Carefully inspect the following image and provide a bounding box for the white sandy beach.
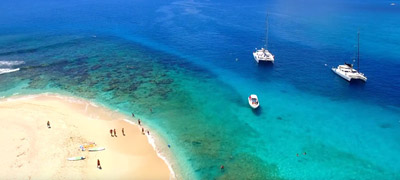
[0,94,172,179]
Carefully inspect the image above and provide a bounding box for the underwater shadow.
[254,62,274,81]
[257,61,274,69]
[251,106,262,116]
[349,80,366,90]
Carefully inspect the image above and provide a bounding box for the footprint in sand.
[16,152,26,158]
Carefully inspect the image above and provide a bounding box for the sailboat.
[253,13,274,63]
[332,31,367,82]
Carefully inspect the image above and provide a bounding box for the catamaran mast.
[265,13,269,50]
[357,31,360,72]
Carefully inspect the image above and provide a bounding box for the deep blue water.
[1,0,400,179]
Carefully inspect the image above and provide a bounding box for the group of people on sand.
[99,112,151,170]
[133,114,150,136]
[137,118,150,135]
[109,128,125,137]
[108,113,153,138]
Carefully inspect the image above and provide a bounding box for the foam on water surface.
[0,68,19,75]
[0,60,24,67]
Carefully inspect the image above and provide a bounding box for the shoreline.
[0,93,176,179]
[120,118,177,179]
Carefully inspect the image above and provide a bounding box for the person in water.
[122,128,125,136]
[147,130,150,135]
[220,165,224,170]
[47,121,51,128]
[132,113,135,117]
[138,119,141,126]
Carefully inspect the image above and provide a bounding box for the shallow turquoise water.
[1,0,400,179]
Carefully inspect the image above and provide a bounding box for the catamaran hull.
[253,50,274,64]
[253,54,274,63]
[332,68,351,81]
[332,68,367,82]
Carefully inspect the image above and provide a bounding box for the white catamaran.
[253,13,274,63]
[332,31,367,82]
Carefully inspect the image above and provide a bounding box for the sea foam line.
[122,118,176,180]
[0,93,37,103]
[0,68,20,75]
[0,60,25,67]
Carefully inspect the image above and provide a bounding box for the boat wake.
[0,60,24,75]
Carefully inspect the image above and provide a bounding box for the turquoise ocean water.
[1,0,400,179]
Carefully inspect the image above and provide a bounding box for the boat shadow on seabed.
[257,61,274,68]
[251,106,263,116]
[349,79,366,89]
[255,61,274,79]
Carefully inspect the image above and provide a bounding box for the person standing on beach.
[97,159,101,169]
[142,128,144,134]
[110,129,113,137]
[147,130,150,135]
[113,128,117,137]
[138,119,141,126]
[47,121,51,128]
[122,128,125,136]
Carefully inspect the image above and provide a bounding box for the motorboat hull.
[248,101,259,109]
[248,95,260,109]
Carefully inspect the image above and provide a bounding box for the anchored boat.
[248,94,260,109]
[253,13,274,63]
[332,31,367,82]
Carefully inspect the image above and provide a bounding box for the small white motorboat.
[248,94,260,109]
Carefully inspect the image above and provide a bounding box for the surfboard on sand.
[79,142,96,151]
[67,156,85,161]
[88,147,105,152]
